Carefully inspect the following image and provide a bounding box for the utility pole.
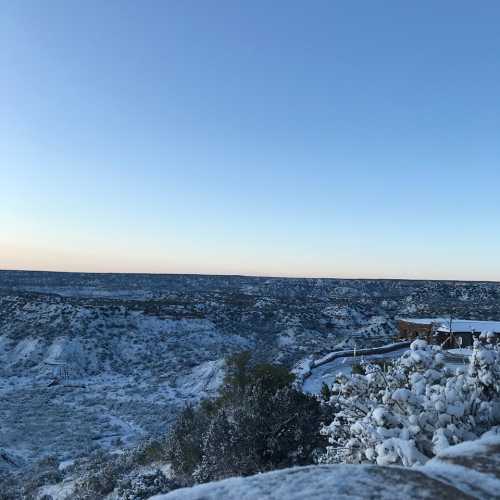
[448,314,454,348]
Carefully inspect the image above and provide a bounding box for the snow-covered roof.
[399,317,500,333]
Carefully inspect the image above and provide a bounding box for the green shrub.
[167,404,208,480]
[320,382,332,401]
[116,469,178,499]
[133,438,167,466]
[351,363,366,375]
[167,352,329,484]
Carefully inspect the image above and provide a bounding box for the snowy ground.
[303,349,406,394]
[151,433,500,500]
[2,271,500,470]
[302,345,474,395]
[0,307,235,467]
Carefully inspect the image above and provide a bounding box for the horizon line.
[1,268,499,284]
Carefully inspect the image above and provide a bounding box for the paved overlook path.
[300,341,412,394]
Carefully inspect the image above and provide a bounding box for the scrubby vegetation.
[0,440,178,500]
[3,340,500,498]
[4,272,500,471]
[3,269,500,499]
[0,353,330,498]
[319,339,500,466]
[166,352,330,484]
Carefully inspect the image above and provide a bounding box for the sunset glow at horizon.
[2,1,500,281]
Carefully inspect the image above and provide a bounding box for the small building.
[397,318,500,348]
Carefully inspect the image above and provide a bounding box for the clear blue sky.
[2,1,499,279]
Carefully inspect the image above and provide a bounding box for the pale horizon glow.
[2,1,500,281]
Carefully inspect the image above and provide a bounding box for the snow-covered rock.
[150,433,500,499]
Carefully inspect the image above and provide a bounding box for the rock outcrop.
[151,434,500,500]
